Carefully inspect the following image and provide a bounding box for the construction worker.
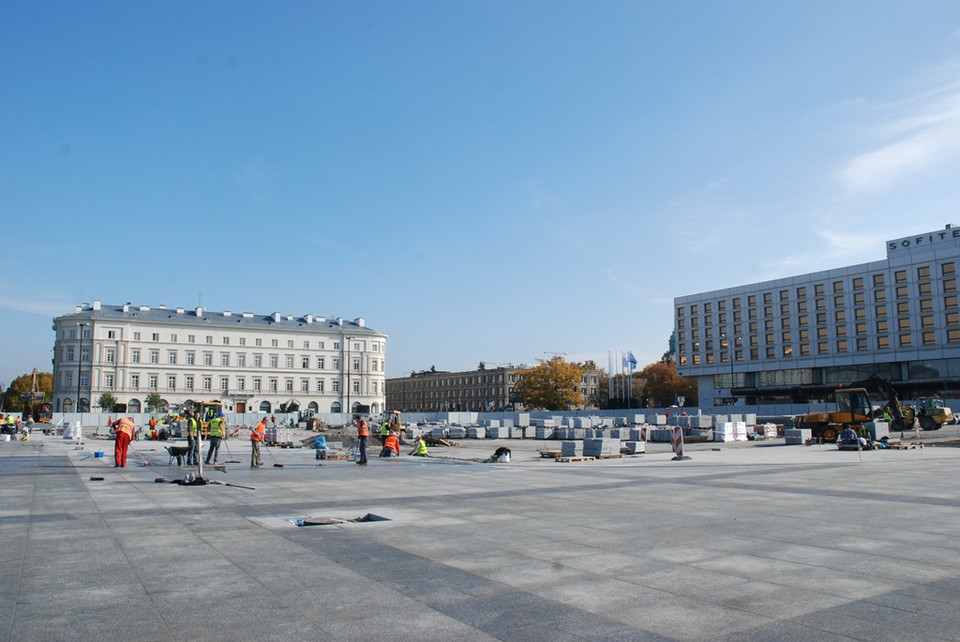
[250,418,266,468]
[379,431,400,457]
[186,411,200,465]
[355,415,369,465]
[378,419,390,446]
[111,417,136,467]
[205,413,226,465]
[147,415,157,440]
[409,435,428,457]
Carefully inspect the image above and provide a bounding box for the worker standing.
[111,417,135,468]
[250,418,266,468]
[378,419,390,446]
[355,415,369,465]
[186,412,200,465]
[205,413,226,465]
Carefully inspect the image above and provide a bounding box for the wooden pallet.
[539,450,561,459]
[324,452,351,460]
[598,454,623,459]
[556,456,596,462]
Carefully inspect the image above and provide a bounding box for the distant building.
[386,364,602,412]
[51,301,387,415]
[675,225,960,407]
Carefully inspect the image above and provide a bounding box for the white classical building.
[675,225,960,408]
[51,301,388,416]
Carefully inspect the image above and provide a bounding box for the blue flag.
[627,351,637,369]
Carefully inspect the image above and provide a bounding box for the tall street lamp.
[345,336,355,415]
[76,322,88,420]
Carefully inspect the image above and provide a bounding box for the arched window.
[330,401,341,414]
[78,398,89,412]
[307,401,319,414]
[259,401,272,413]
[127,399,142,413]
[370,402,380,414]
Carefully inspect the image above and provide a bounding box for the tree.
[2,371,53,413]
[513,357,585,410]
[639,361,696,407]
[97,392,118,413]
[146,392,164,413]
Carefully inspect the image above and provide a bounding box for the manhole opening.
[295,513,390,527]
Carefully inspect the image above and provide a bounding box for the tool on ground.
[129,443,150,467]
[263,442,284,468]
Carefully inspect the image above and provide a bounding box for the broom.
[223,437,240,464]
[128,442,150,467]
[263,442,284,468]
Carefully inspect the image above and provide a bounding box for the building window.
[203,377,212,391]
[287,340,294,348]
[168,352,177,364]
[150,351,159,364]
[317,357,325,369]
[106,330,116,339]
[946,312,960,326]
[833,281,844,293]
[317,380,324,393]
[303,341,310,349]
[133,332,141,341]
[353,380,360,394]
[856,338,868,351]
[899,318,911,331]
[168,376,176,389]
[237,378,245,391]
[922,332,936,346]
[104,374,114,389]
[271,339,278,347]
[204,354,213,366]
[105,348,115,363]
[917,266,931,280]
[130,374,139,389]
[221,377,229,391]
[853,292,865,305]
[780,303,790,315]
[149,375,159,389]
[353,358,360,371]
[799,344,810,355]
[170,334,177,342]
[897,302,910,315]
[255,338,262,347]
[129,349,139,363]
[814,284,825,296]
[856,323,867,335]
[836,325,847,337]
[900,334,912,347]
[944,279,957,292]
[152,333,160,341]
[221,354,229,366]
[285,356,294,368]
[920,299,934,312]
[185,376,193,391]
[285,379,293,392]
[919,282,933,296]
[852,277,864,290]
[873,274,885,287]
[333,358,340,370]
[878,336,889,349]
[946,295,959,309]
[836,340,847,352]
[302,357,310,369]
[206,336,213,344]
[834,295,845,308]
[818,342,828,354]
[238,354,246,367]
[921,315,935,328]
[270,356,278,368]
[269,379,278,392]
[835,310,846,323]
[239,337,246,346]
[876,305,888,317]
[188,335,195,343]
[186,352,195,365]
[332,380,340,393]
[253,378,261,391]
[301,379,309,393]
[947,329,960,343]
[254,356,262,367]
[894,270,907,283]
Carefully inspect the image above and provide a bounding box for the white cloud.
[839,81,960,194]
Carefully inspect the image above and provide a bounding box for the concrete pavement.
[2,430,960,641]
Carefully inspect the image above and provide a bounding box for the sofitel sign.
[887,227,960,254]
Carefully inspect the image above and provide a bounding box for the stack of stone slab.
[510,426,524,439]
[536,426,557,440]
[650,414,668,425]
[628,414,645,425]
[583,438,619,457]
[486,426,508,439]
[623,441,645,454]
[714,422,748,442]
[447,426,467,439]
[429,426,448,439]
[648,427,673,442]
[467,427,486,439]
[784,428,810,445]
[561,441,582,457]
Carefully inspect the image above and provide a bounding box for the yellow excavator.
[795,375,918,442]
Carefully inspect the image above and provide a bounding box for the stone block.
[784,428,810,445]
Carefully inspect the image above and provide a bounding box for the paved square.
[2,433,960,641]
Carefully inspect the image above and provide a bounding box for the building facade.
[51,301,388,416]
[386,364,602,412]
[675,225,960,407]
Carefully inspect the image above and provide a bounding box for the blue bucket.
[94,451,104,458]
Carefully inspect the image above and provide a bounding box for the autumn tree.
[2,371,53,413]
[513,357,585,410]
[639,361,696,407]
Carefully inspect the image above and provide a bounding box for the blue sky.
[3,1,960,386]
